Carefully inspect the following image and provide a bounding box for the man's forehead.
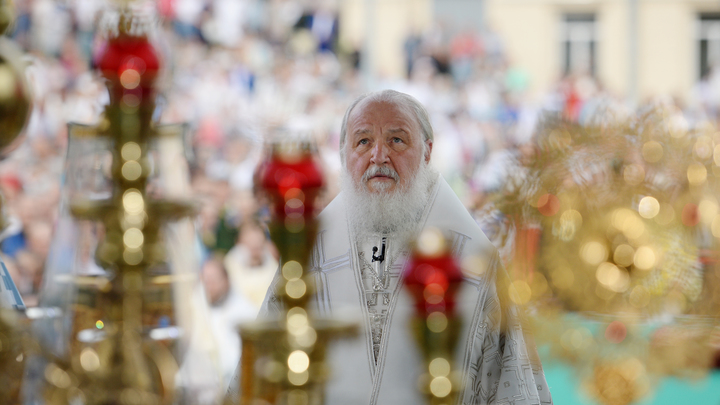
[348,99,418,130]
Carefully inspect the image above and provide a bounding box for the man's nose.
[370,142,389,164]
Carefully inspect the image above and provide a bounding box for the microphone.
[372,237,387,263]
[372,237,387,281]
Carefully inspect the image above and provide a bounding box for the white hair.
[339,90,434,164]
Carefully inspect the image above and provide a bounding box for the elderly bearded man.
[228,90,552,404]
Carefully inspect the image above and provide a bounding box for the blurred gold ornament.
[623,164,645,186]
[642,141,663,163]
[0,36,31,156]
[0,309,26,405]
[698,197,718,224]
[587,358,649,405]
[637,197,659,219]
[693,135,714,160]
[687,163,707,185]
[488,110,720,405]
[0,0,14,36]
[541,203,701,314]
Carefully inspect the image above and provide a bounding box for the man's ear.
[424,140,433,163]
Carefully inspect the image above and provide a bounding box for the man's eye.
[392,137,403,143]
[359,139,369,145]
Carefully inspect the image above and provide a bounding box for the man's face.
[202,260,229,305]
[344,99,432,193]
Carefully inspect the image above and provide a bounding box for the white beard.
[341,162,438,241]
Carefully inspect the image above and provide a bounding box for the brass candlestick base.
[405,228,466,405]
[238,317,358,405]
[33,3,215,404]
[42,325,178,405]
[234,140,359,405]
[411,315,462,405]
[0,309,27,405]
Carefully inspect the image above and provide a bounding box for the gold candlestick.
[38,4,200,404]
[235,141,357,405]
[404,228,464,405]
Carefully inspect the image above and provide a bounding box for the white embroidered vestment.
[228,176,552,405]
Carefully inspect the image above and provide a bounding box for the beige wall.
[598,1,628,98]
[486,0,720,103]
[338,0,720,101]
[638,1,694,100]
[339,0,432,79]
[485,2,558,102]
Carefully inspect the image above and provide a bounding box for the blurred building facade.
[339,0,432,79]
[486,0,720,104]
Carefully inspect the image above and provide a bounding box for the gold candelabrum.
[404,229,465,405]
[38,6,194,404]
[235,142,358,405]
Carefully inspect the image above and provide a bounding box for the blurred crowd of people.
[2,0,720,389]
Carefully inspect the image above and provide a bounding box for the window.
[698,14,720,79]
[561,14,597,77]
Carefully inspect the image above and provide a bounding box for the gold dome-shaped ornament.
[0,35,31,156]
[0,0,31,162]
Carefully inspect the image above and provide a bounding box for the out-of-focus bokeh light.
[558,209,582,240]
[428,358,451,378]
[426,312,448,333]
[623,164,645,185]
[581,241,608,265]
[638,196,660,219]
[611,208,645,240]
[538,194,560,216]
[287,350,310,374]
[698,198,719,224]
[604,321,627,344]
[613,244,635,267]
[429,376,452,398]
[416,228,447,257]
[633,246,656,270]
[694,136,713,160]
[687,162,707,185]
[642,141,664,162]
[681,203,699,226]
[596,262,630,293]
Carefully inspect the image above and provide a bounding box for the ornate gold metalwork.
[37,3,194,404]
[490,110,720,404]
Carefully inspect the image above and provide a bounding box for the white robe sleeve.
[460,255,552,405]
